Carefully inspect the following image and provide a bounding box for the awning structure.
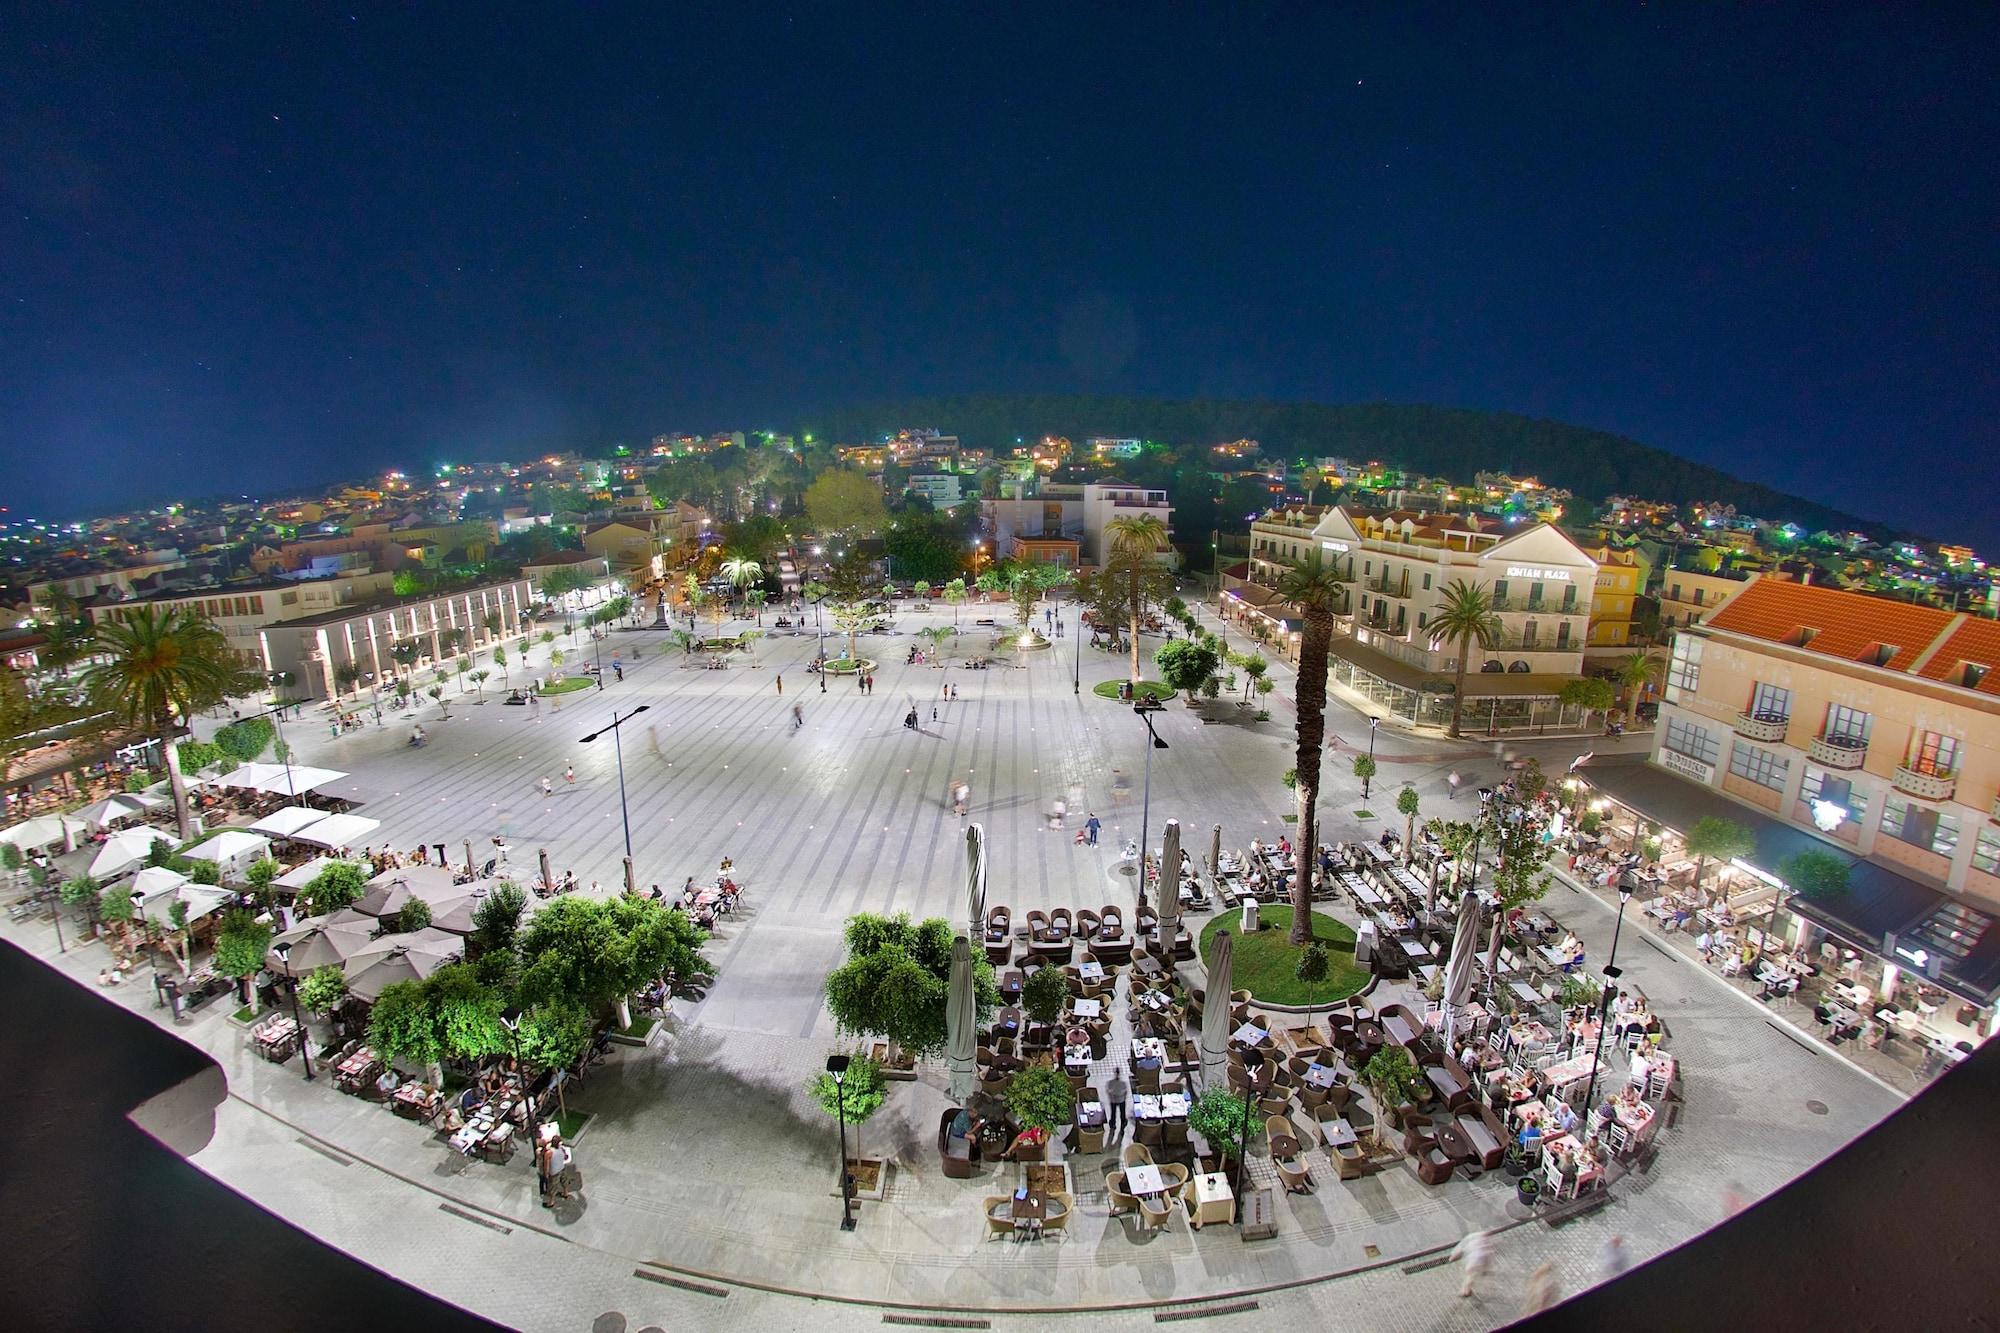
[290,813,380,850]
[1578,756,1998,1005]
[250,806,330,839]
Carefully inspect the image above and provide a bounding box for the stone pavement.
[2,602,1905,1330]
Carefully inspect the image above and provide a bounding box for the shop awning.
[1577,756,1998,1005]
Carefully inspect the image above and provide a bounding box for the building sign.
[1322,540,1350,554]
[1659,749,1716,785]
[1882,933,1943,979]
[1504,565,1573,581]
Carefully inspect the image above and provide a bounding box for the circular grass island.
[820,657,877,675]
[1091,679,1174,702]
[1198,907,1369,1008]
[538,676,597,696]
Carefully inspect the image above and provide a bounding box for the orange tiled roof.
[1703,579,1958,677]
[1915,617,2000,696]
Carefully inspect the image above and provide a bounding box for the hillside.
[801,394,1889,538]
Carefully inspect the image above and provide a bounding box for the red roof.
[1704,579,2000,691]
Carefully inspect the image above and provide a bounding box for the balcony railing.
[1893,764,1958,802]
[1807,734,1868,770]
[1734,710,1791,743]
[1367,580,1410,598]
[1492,596,1585,615]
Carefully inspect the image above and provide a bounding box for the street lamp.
[499,1006,542,1167]
[1073,608,1082,694]
[579,705,650,860]
[1233,1047,1262,1219]
[1362,716,1380,806]
[826,1053,856,1230]
[1582,873,1638,1111]
[270,942,315,1081]
[1133,699,1169,913]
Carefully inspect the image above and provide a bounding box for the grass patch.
[1091,679,1174,702]
[1198,907,1368,1008]
[553,1109,593,1139]
[539,676,597,695]
[821,657,873,675]
[231,1005,257,1024]
[618,1013,656,1038]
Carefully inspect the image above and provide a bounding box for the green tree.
[1021,963,1069,1027]
[245,856,280,901]
[604,893,712,1026]
[516,895,631,1016]
[78,605,254,839]
[1779,849,1849,899]
[1685,815,1756,897]
[517,999,595,1072]
[1154,638,1221,702]
[1295,944,1331,1029]
[1187,1087,1251,1164]
[1426,580,1502,739]
[808,1054,889,1160]
[1351,754,1378,804]
[1485,814,1555,968]
[1273,550,1352,943]
[1237,651,1268,703]
[426,962,508,1062]
[942,577,968,624]
[187,858,221,886]
[470,882,528,956]
[298,965,349,1014]
[297,860,369,917]
[823,912,998,1058]
[804,469,888,544]
[1615,650,1662,710]
[491,645,509,688]
[1362,1045,1426,1149]
[1107,514,1170,682]
[213,908,273,1003]
[1560,676,1616,728]
[468,669,490,698]
[367,979,448,1075]
[395,898,434,933]
[1004,1059,1074,1136]
[1395,786,1422,862]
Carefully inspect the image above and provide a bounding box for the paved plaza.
[4,602,1911,1330]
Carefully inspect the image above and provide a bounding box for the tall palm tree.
[720,555,763,614]
[1107,514,1169,683]
[79,606,252,839]
[1427,580,1502,739]
[1274,551,1352,944]
[1615,649,1661,711]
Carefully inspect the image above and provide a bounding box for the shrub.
[1188,1087,1251,1156]
[1021,964,1069,1026]
[187,859,221,886]
[395,899,433,933]
[213,909,272,980]
[297,965,348,1013]
[214,717,275,763]
[59,873,99,906]
[297,860,368,917]
[1004,1058,1074,1133]
[808,1054,889,1157]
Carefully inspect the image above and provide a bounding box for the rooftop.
[1702,578,2000,694]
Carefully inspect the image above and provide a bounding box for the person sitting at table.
[1001,1124,1048,1161]
[1276,834,1292,857]
[1518,1120,1543,1153]
[947,1106,982,1156]
[374,1067,401,1097]
[1553,1100,1580,1135]
[1591,1099,1618,1142]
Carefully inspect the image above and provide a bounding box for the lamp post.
[579,705,650,860]
[1133,699,1169,913]
[1582,874,1637,1111]
[592,613,604,689]
[499,1006,542,1171]
[270,942,315,1081]
[1362,716,1380,806]
[1233,1048,1262,1220]
[826,1053,856,1230]
[1073,608,1082,694]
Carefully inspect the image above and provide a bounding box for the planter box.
[868,1041,919,1081]
[608,1018,661,1047]
[832,1157,892,1202]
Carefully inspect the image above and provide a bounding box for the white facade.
[908,473,963,508]
[982,479,1174,569]
[259,579,532,702]
[1310,507,1599,677]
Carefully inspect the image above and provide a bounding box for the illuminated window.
[1908,731,1961,778]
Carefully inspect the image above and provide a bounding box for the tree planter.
[867,1040,919,1081]
[1516,1175,1542,1208]
[833,1157,891,1202]
[1503,1147,1530,1178]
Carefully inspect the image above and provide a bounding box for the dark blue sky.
[4,7,1996,545]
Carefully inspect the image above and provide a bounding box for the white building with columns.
[258,578,533,703]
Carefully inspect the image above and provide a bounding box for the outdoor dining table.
[995,1006,1022,1034]
[1000,972,1024,1001]
[1188,1172,1234,1228]
[334,1046,381,1091]
[253,1016,300,1062]
[1508,980,1544,1005]
[392,1083,443,1122]
[1830,980,1872,1008]
[1414,962,1441,986]
[1398,936,1433,960]
[1133,954,1164,979]
[1539,1051,1602,1091]
[1230,1022,1270,1047]
[1131,1036,1168,1068]
[1078,960,1105,983]
[1071,997,1102,1019]
[1351,1019,1385,1048]
[1303,1062,1340,1091]
[1434,1120,1475,1162]
[1350,881,1385,907]
[1125,1164,1166,1196]
[1322,1117,1357,1148]
[1131,1092,1189,1120]
[1063,1042,1091,1074]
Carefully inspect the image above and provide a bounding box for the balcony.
[1367,580,1411,599]
[1492,596,1585,615]
[1807,734,1868,770]
[1892,764,1958,802]
[1734,710,1790,743]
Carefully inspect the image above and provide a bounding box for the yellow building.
[1582,543,1646,652]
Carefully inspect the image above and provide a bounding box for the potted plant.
[823,913,999,1080]
[809,1054,891,1199]
[1188,1087,1251,1174]
[1503,1143,1530,1178]
[1021,964,1068,1031]
[1516,1172,1542,1208]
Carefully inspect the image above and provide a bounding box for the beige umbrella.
[266,915,377,975]
[89,827,174,881]
[1199,929,1235,1092]
[1158,819,1182,947]
[945,934,977,1104]
[356,864,459,917]
[964,822,987,941]
[1210,823,1222,888]
[344,928,463,1001]
[1443,890,1484,1044]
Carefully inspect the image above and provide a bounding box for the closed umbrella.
[1442,890,1483,1044]
[1157,819,1181,947]
[1210,823,1222,889]
[964,822,987,942]
[1199,928,1234,1092]
[539,848,553,896]
[945,934,977,1104]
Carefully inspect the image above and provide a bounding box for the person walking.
[1105,1069,1129,1141]
[1453,1227,1496,1299]
[1052,796,1067,829]
[1084,813,1101,846]
[612,661,623,682]
[563,764,575,785]
[1599,1234,1631,1282]
[792,703,804,731]
[775,674,783,695]
[539,776,554,798]
[930,704,939,722]
[954,782,970,816]
[1448,771,1461,799]
[1521,1261,1559,1315]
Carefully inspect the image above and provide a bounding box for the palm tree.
[721,556,763,615]
[943,577,968,624]
[1615,649,1661,712]
[1427,580,1502,739]
[78,606,251,839]
[1273,551,1352,945]
[1107,514,1169,683]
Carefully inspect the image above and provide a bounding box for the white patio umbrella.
[259,765,346,795]
[0,814,86,853]
[126,865,192,912]
[945,934,977,1104]
[89,827,176,881]
[249,805,330,839]
[1442,890,1484,1045]
[134,882,233,925]
[1199,928,1235,1092]
[1158,819,1182,945]
[290,812,380,850]
[181,830,272,869]
[71,792,166,830]
[214,762,293,791]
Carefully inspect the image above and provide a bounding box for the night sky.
[4,7,1996,545]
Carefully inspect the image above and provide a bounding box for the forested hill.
[801,394,1885,537]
